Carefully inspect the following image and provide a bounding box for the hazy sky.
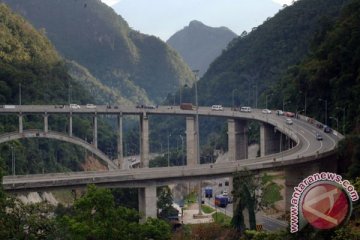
[101,0,295,41]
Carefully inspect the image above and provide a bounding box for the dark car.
[323,126,332,133]
[316,133,323,141]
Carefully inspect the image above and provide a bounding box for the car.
[285,112,295,117]
[54,105,64,108]
[211,105,223,111]
[222,190,228,196]
[276,110,284,115]
[262,109,272,114]
[286,118,293,125]
[86,104,96,109]
[69,104,80,109]
[240,106,252,112]
[316,132,323,140]
[144,105,156,109]
[324,126,332,133]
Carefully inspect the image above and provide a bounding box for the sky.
[101,0,295,41]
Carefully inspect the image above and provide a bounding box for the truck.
[204,187,213,198]
[180,103,193,110]
[215,195,228,208]
[1,105,16,109]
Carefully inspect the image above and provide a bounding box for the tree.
[231,170,283,230]
[157,186,178,219]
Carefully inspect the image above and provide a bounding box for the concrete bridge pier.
[18,113,23,133]
[284,156,338,211]
[140,114,149,168]
[138,185,157,222]
[260,123,281,157]
[69,113,73,137]
[93,114,98,148]
[228,119,248,161]
[117,114,123,169]
[186,116,198,166]
[44,113,48,133]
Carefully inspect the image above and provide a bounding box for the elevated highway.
[1,105,342,190]
[1,105,343,219]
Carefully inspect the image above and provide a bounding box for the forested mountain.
[167,20,237,77]
[0,3,116,174]
[2,0,194,103]
[275,0,360,134]
[197,0,350,107]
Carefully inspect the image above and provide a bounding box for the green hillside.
[276,0,360,133]
[2,0,195,103]
[197,0,350,107]
[0,3,116,174]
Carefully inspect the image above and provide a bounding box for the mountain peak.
[167,21,237,77]
[189,20,205,28]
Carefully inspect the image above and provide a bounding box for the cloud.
[101,0,122,6]
[272,0,295,5]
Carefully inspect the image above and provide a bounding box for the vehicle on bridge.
[316,132,323,140]
[286,118,293,125]
[1,105,16,109]
[86,104,96,109]
[70,104,80,109]
[262,109,272,114]
[276,110,284,115]
[211,105,223,111]
[284,111,295,117]
[324,125,332,133]
[180,103,193,110]
[240,106,252,112]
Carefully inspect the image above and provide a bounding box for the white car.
[69,104,81,109]
[211,105,223,111]
[86,104,96,109]
[262,109,272,114]
[276,110,284,115]
[286,118,293,125]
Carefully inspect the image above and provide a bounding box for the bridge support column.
[18,114,23,133]
[117,114,123,169]
[284,162,320,211]
[140,114,149,168]
[44,114,48,133]
[260,123,281,157]
[186,116,198,166]
[93,114,98,148]
[228,119,248,161]
[138,185,157,222]
[69,113,73,137]
[284,156,338,211]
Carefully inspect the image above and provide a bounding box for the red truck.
[180,103,193,110]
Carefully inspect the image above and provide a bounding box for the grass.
[184,192,197,204]
[201,204,215,214]
[212,211,232,225]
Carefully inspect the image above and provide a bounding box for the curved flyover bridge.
[1,105,344,219]
[0,130,117,169]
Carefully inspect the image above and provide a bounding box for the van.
[240,106,252,112]
[211,105,223,111]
